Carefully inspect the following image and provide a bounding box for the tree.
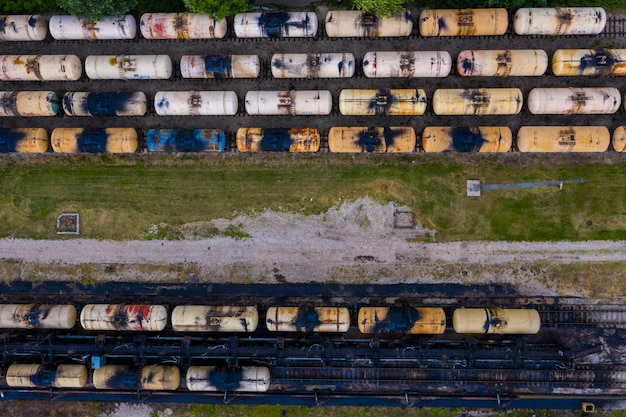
[183,0,252,21]
[351,0,404,18]
[56,0,138,22]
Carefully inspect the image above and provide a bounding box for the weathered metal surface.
[186,366,270,392]
[419,8,508,36]
[362,51,451,78]
[0,304,76,329]
[0,15,47,41]
[358,306,446,334]
[324,10,412,37]
[234,12,317,38]
[422,126,512,152]
[49,15,136,40]
[433,88,523,115]
[328,126,416,153]
[154,91,237,116]
[452,308,541,334]
[514,7,606,35]
[271,53,354,78]
[140,13,226,39]
[236,127,320,152]
[266,307,350,332]
[171,305,258,332]
[146,129,226,152]
[180,55,260,79]
[51,128,138,153]
[5,364,86,388]
[0,91,59,116]
[79,304,167,331]
[245,90,331,115]
[63,92,146,116]
[141,365,181,391]
[85,55,172,80]
[612,126,626,152]
[551,49,626,76]
[93,365,137,390]
[339,89,426,116]
[0,127,48,153]
[517,126,610,152]
[0,55,81,81]
[528,87,621,114]
[457,49,548,77]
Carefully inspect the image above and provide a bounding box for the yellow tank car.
[236,127,320,152]
[358,306,446,334]
[433,88,522,115]
[612,126,626,152]
[339,89,426,116]
[171,305,258,332]
[453,308,541,334]
[141,365,181,391]
[51,128,138,153]
[517,126,610,152]
[328,126,416,153]
[551,49,626,76]
[419,8,508,37]
[266,306,350,332]
[0,128,48,153]
[422,126,512,152]
[457,49,548,77]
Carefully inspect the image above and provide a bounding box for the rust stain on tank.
[398,53,415,77]
[555,8,574,34]
[172,14,188,39]
[568,91,590,113]
[109,57,118,66]
[455,10,475,36]
[495,50,512,76]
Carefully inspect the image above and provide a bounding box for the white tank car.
[452,308,541,334]
[514,7,606,35]
[0,55,82,81]
[0,304,76,329]
[186,366,270,392]
[271,53,355,78]
[234,12,317,38]
[180,55,260,79]
[154,91,238,116]
[528,87,621,114]
[49,15,136,40]
[245,90,332,115]
[457,49,548,77]
[85,55,172,80]
[339,89,427,116]
[80,304,167,331]
[324,10,413,37]
[140,13,226,39]
[0,15,47,41]
[362,51,451,78]
[62,92,147,116]
[171,306,258,332]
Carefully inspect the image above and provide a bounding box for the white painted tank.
[0,55,82,81]
[339,89,426,116]
[612,126,626,152]
[271,53,355,78]
[528,87,621,114]
[85,55,172,80]
[457,49,548,77]
[324,10,413,37]
[180,55,260,79]
[171,306,258,332]
[62,92,147,116]
[517,126,610,152]
[0,15,47,41]
[234,12,317,38]
[186,366,270,392]
[433,88,523,115]
[362,51,451,78]
[154,91,238,116]
[0,91,59,116]
[452,308,541,334]
[245,90,332,115]
[80,304,167,331]
[0,304,76,329]
[514,7,606,35]
[140,13,226,39]
[49,15,136,40]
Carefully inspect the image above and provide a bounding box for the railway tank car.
[245,90,332,116]
[6,364,87,388]
[271,53,354,78]
[433,88,523,115]
[452,308,541,334]
[514,7,606,35]
[80,304,167,331]
[0,55,81,81]
[266,307,350,332]
[49,15,136,40]
[612,126,626,152]
[0,128,48,153]
[140,13,226,39]
[146,129,226,152]
[517,126,610,152]
[236,127,320,152]
[324,10,413,37]
[93,365,180,390]
[328,126,416,153]
[0,304,76,329]
[0,15,47,41]
[362,51,451,78]
[419,8,508,37]
[234,12,317,38]
[358,307,446,334]
[528,87,621,115]
[421,126,512,152]
[180,55,260,79]
[186,366,270,392]
[85,55,172,80]
[551,49,626,76]
[51,128,138,154]
[154,91,237,116]
[457,49,548,77]
[339,89,426,116]
[62,92,147,116]
[171,306,258,332]
[0,91,59,116]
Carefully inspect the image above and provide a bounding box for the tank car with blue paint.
[234,12,317,38]
[186,366,270,392]
[63,92,147,116]
[85,55,172,80]
[324,10,413,37]
[0,91,59,116]
[0,304,76,329]
[422,126,512,152]
[433,88,523,115]
[180,55,260,79]
[514,7,606,35]
[80,304,167,331]
[328,126,416,153]
[457,49,548,77]
[552,49,626,76]
[0,128,48,153]
[0,55,82,81]
[140,13,226,39]
[245,90,332,115]
[419,8,508,37]
[49,15,136,40]
[271,53,354,78]
[146,129,226,152]
[339,89,426,116]
[358,306,446,334]
[93,365,180,390]
[517,126,610,152]
[171,305,258,332]
[362,51,451,78]
[6,364,87,388]
[266,306,350,332]
[452,308,541,334]
[51,128,138,153]
[0,15,47,41]
[528,87,621,115]
[236,127,320,152]
[154,91,237,116]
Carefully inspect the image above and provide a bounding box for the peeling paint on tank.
[204,56,232,78]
